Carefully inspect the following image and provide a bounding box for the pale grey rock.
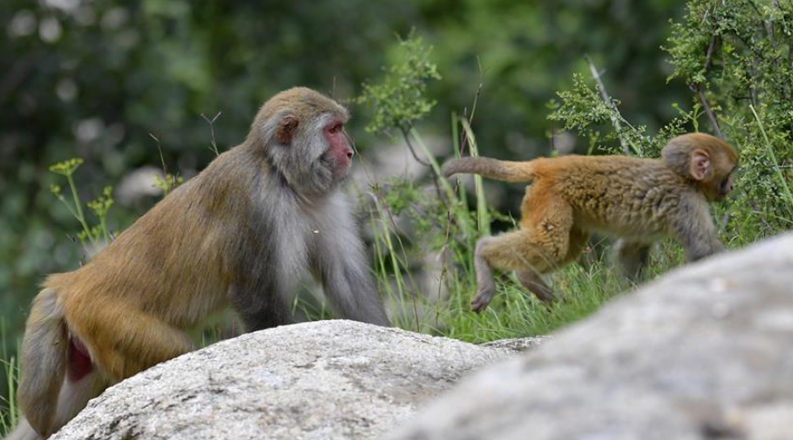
[51,320,523,440]
[388,233,793,440]
[480,336,547,352]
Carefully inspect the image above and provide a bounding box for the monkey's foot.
[532,287,558,303]
[471,289,495,313]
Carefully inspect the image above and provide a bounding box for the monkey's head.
[661,133,739,202]
[250,87,354,195]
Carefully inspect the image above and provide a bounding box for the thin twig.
[585,55,629,154]
[458,58,485,156]
[458,107,469,155]
[703,34,718,70]
[149,133,169,176]
[690,35,723,138]
[729,31,765,108]
[200,111,222,157]
[693,85,723,138]
[399,125,431,167]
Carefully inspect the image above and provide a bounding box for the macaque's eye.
[327,123,342,134]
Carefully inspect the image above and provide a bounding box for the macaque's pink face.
[324,120,353,177]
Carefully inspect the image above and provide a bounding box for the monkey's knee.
[475,234,537,272]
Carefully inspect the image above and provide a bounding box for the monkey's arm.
[670,195,726,261]
[614,239,652,281]
[229,276,293,331]
[312,201,390,326]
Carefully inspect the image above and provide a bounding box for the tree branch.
[691,35,723,138]
[399,125,431,167]
[585,55,629,155]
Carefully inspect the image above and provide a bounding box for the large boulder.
[51,320,535,440]
[389,233,793,440]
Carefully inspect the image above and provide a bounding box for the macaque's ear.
[689,150,711,181]
[275,115,299,144]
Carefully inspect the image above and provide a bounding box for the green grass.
[0,324,19,438]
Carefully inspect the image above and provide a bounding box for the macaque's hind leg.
[514,228,589,303]
[472,197,577,310]
[70,306,194,381]
[52,371,106,434]
[515,270,555,302]
[4,418,42,440]
[473,230,558,311]
[472,227,570,311]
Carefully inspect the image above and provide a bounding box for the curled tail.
[16,288,68,437]
[441,157,536,183]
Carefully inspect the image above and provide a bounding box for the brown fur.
[443,133,738,311]
[12,87,389,439]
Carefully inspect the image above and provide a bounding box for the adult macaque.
[442,133,738,312]
[9,87,389,440]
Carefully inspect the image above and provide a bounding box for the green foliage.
[0,324,18,437]
[666,0,793,232]
[152,174,184,197]
[86,186,115,245]
[356,32,442,137]
[48,158,84,177]
[549,74,651,156]
[548,73,697,159]
[549,74,614,135]
[149,133,185,197]
[49,159,115,253]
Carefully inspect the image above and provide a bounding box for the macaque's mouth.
[334,162,352,178]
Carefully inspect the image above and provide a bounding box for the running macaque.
[9,87,389,440]
[442,133,738,312]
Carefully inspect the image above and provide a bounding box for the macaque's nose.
[346,149,354,159]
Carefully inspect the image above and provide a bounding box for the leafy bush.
[668,0,793,233]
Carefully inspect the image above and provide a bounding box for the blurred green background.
[0,0,687,341]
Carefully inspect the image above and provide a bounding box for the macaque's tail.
[15,288,68,438]
[441,157,536,183]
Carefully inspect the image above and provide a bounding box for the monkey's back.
[46,150,258,331]
[526,155,695,241]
